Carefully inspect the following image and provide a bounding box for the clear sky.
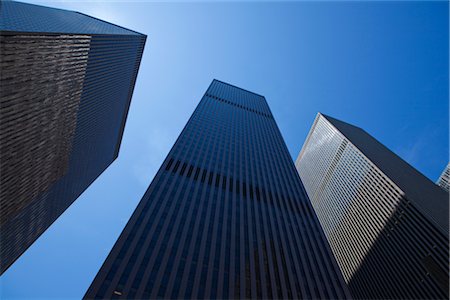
[1,1,448,299]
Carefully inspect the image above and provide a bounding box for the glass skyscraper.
[437,163,449,192]
[296,113,449,299]
[0,1,145,274]
[85,80,350,299]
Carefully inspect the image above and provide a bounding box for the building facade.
[84,80,350,299]
[295,113,449,299]
[0,1,146,274]
[437,163,449,192]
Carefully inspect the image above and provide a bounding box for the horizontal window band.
[205,93,273,119]
[164,157,310,215]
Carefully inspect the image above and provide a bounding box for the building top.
[211,79,266,99]
[320,113,449,235]
[0,1,144,36]
[205,79,273,117]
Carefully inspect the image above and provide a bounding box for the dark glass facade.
[296,113,449,299]
[0,1,146,274]
[85,80,350,299]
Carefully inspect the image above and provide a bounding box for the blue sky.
[1,1,448,299]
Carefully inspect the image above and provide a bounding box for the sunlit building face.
[296,113,449,299]
[437,163,450,192]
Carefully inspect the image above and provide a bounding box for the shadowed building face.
[296,113,449,299]
[0,1,146,274]
[84,80,350,299]
[1,34,90,226]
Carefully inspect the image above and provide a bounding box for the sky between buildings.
[0,1,448,299]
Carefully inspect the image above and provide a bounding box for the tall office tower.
[85,80,350,299]
[0,1,145,274]
[437,163,450,192]
[295,113,449,299]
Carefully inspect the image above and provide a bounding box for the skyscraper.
[0,1,146,274]
[295,113,449,299]
[437,163,450,192]
[85,80,350,299]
